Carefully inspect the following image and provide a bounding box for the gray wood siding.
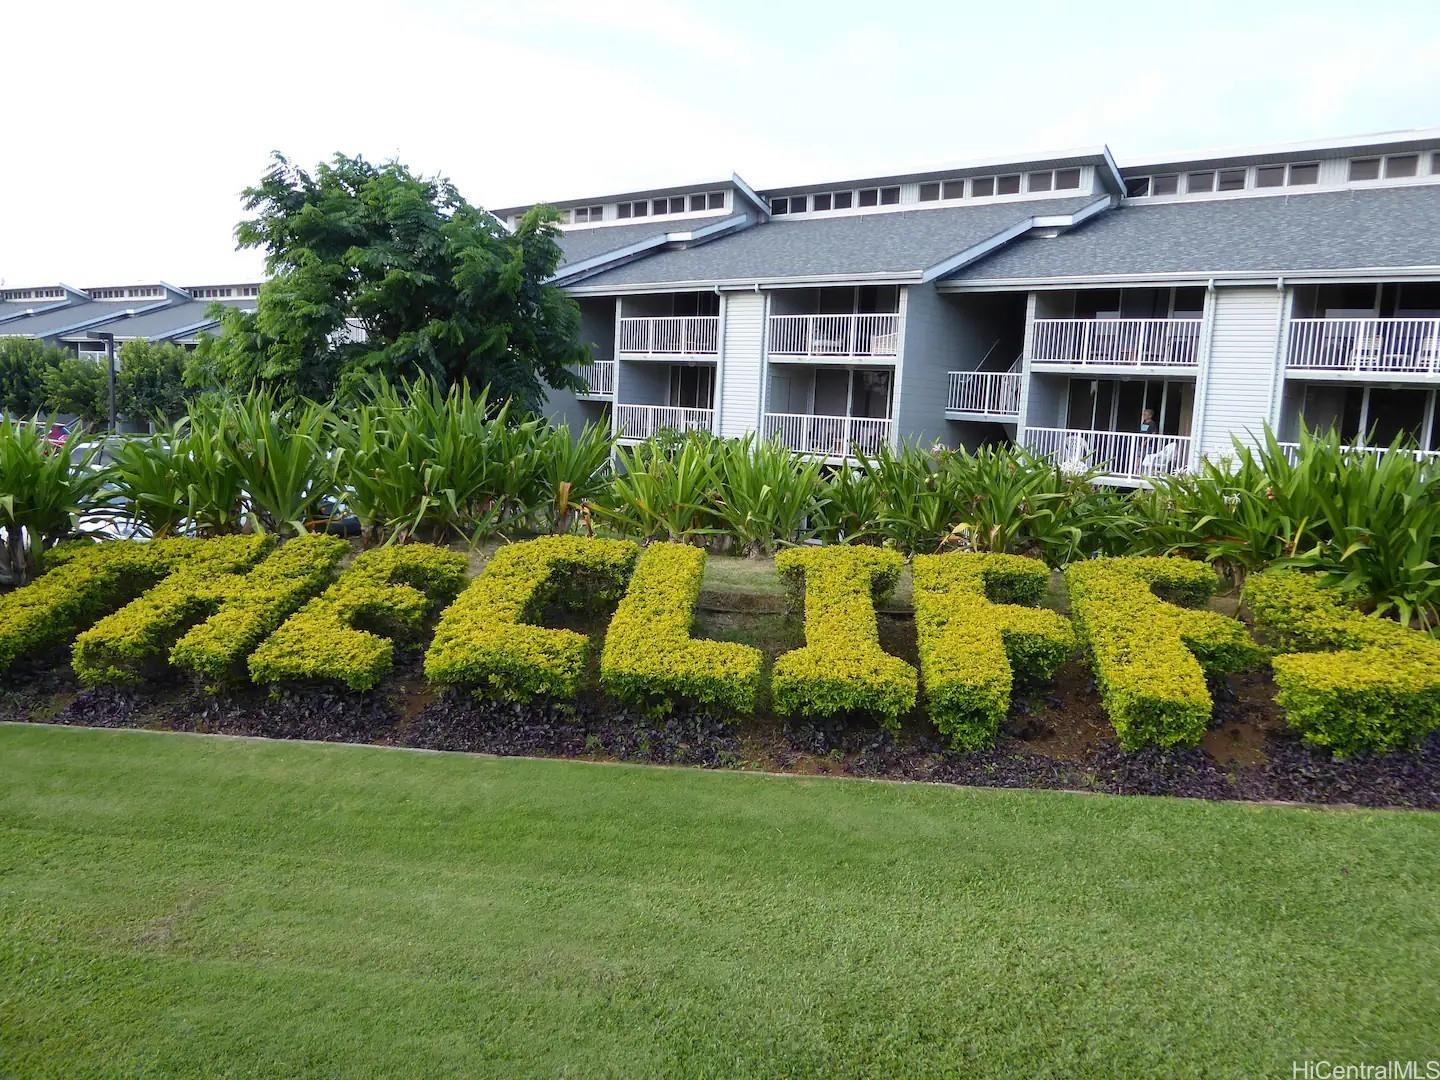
[1198,287,1284,457]
[719,292,764,437]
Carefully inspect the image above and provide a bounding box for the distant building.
[495,127,1440,483]
[0,282,261,359]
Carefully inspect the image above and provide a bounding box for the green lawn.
[2,725,1437,1078]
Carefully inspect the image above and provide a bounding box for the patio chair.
[1140,441,1178,475]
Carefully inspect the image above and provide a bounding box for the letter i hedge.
[912,552,1074,751]
[1064,556,1264,750]
[771,546,918,727]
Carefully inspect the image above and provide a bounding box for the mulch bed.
[5,656,1438,810]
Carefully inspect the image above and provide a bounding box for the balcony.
[763,412,892,459]
[1286,318,1440,378]
[1031,318,1202,370]
[767,314,901,361]
[1276,441,1440,465]
[617,316,719,357]
[614,403,714,440]
[577,359,615,397]
[1024,426,1190,483]
[945,371,1022,419]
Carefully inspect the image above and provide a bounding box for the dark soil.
[6,650,1439,810]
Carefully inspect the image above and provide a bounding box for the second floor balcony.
[577,359,615,397]
[762,412,892,459]
[614,403,715,441]
[945,370,1022,419]
[1023,426,1191,484]
[1031,318,1202,370]
[1286,318,1440,377]
[617,316,720,358]
[767,313,901,360]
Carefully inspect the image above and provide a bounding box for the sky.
[3,0,1439,286]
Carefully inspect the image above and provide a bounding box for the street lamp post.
[85,331,117,433]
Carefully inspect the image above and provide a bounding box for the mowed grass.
[2,726,1438,1078]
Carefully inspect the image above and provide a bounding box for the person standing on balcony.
[1138,408,1158,436]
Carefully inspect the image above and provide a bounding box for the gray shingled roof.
[568,197,1097,288]
[556,221,678,269]
[949,185,1440,283]
[0,300,162,338]
[57,298,254,342]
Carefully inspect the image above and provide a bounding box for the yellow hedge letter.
[1065,556,1263,749]
[912,552,1074,750]
[71,535,347,686]
[771,546,917,727]
[425,536,638,701]
[600,543,762,715]
[1243,570,1440,756]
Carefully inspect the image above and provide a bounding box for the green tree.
[117,340,192,427]
[0,338,66,417]
[191,153,587,409]
[41,354,107,427]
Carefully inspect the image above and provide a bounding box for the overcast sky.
[3,0,1438,286]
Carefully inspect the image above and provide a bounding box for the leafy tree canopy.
[191,152,587,409]
[0,339,66,418]
[117,340,193,427]
[41,355,107,427]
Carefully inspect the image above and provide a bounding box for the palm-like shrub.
[222,393,335,534]
[712,435,826,555]
[0,417,109,584]
[108,418,247,537]
[598,434,720,542]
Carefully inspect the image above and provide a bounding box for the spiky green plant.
[597,434,720,542]
[0,417,109,584]
[710,435,826,555]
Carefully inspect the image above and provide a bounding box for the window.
[1151,174,1178,195]
[971,176,995,197]
[813,192,832,211]
[617,202,631,219]
[790,194,808,212]
[918,181,941,201]
[1256,164,1286,188]
[942,179,965,199]
[1125,176,1151,198]
[1288,162,1319,185]
[1028,170,1053,192]
[1054,168,1081,190]
[995,174,1020,195]
[879,186,900,205]
[1433,152,1440,175]
[690,193,707,211]
[1385,154,1419,178]
[1349,157,1381,181]
[571,205,603,223]
[858,188,878,206]
[1217,168,1246,192]
[632,201,647,217]
[833,190,853,209]
[771,197,790,215]
[1186,171,1215,193]
[708,191,725,209]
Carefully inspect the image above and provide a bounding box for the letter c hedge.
[424,535,638,701]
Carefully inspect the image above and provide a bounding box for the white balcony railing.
[617,316,720,356]
[1276,441,1440,465]
[1024,426,1191,481]
[767,314,901,358]
[578,359,615,396]
[1031,318,1202,368]
[762,412,893,458]
[945,370,1022,417]
[1286,318,1440,374]
[614,403,714,440]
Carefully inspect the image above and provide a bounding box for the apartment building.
[0,282,261,357]
[508,127,1440,483]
